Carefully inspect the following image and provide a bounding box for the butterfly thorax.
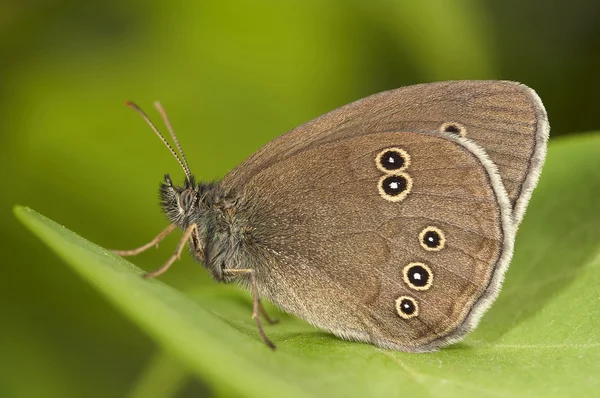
[159,174,255,283]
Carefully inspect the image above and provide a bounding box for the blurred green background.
[1,0,599,397]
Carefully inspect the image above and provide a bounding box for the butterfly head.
[126,101,249,282]
[124,101,203,224]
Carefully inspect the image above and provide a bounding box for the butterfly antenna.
[153,101,192,180]
[125,101,192,181]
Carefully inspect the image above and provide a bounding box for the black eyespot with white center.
[419,226,446,251]
[381,151,404,170]
[403,262,433,291]
[384,176,406,194]
[378,173,413,202]
[440,121,467,137]
[395,296,419,319]
[376,147,411,173]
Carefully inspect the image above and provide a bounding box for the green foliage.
[15,134,600,397]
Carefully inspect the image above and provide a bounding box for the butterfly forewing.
[225,80,548,225]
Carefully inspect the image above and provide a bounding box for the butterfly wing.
[225,80,548,225]
[223,130,514,352]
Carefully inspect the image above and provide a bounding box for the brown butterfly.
[113,80,548,352]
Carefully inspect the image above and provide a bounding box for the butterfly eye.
[378,173,413,202]
[440,121,467,137]
[403,262,433,291]
[179,189,196,211]
[419,226,446,251]
[376,147,411,173]
[395,296,419,319]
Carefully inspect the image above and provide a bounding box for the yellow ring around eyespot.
[395,295,419,319]
[418,226,446,251]
[377,173,413,202]
[439,121,467,137]
[402,262,434,291]
[375,147,411,173]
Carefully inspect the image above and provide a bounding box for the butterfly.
[113,80,548,352]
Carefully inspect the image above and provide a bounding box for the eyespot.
[395,296,419,319]
[419,226,446,251]
[376,147,411,173]
[440,121,467,137]
[402,262,433,291]
[378,173,413,202]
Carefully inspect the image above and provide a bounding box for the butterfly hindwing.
[223,130,514,351]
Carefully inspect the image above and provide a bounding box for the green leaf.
[15,133,600,397]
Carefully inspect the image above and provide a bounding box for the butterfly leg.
[224,268,276,350]
[142,223,198,279]
[112,224,177,256]
[258,300,279,325]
